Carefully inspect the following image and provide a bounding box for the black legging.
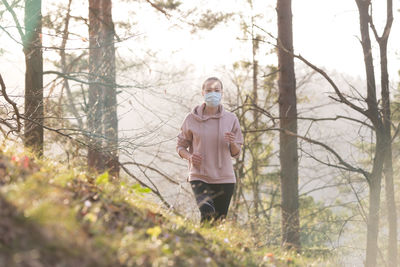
[190,180,235,223]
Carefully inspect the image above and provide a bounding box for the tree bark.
[382,139,397,267]
[24,0,43,155]
[376,1,397,263]
[101,0,119,177]
[355,1,385,266]
[88,0,104,172]
[276,0,300,250]
[366,135,384,267]
[251,15,261,217]
[88,0,119,177]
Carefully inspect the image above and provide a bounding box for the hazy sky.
[1,0,399,95]
[124,0,399,77]
[293,0,400,79]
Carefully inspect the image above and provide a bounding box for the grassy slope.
[0,148,333,267]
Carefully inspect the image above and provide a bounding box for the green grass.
[0,146,336,266]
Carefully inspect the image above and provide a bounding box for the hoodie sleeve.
[176,114,193,159]
[231,116,244,159]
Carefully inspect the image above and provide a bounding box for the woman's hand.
[189,153,202,168]
[224,132,236,144]
[225,132,241,157]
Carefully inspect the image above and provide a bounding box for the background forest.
[1,0,400,266]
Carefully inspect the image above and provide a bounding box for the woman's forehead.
[204,80,222,89]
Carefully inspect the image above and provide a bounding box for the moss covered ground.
[0,147,335,266]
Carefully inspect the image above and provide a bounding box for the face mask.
[204,92,222,107]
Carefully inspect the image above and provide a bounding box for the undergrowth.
[0,145,336,266]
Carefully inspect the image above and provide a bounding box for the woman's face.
[202,80,223,97]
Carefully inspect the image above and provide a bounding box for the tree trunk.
[377,5,397,263]
[60,0,84,129]
[366,135,384,267]
[382,142,397,267]
[276,0,300,250]
[251,19,261,217]
[232,132,246,222]
[355,1,385,266]
[24,0,43,155]
[100,0,119,177]
[88,0,119,177]
[88,0,104,172]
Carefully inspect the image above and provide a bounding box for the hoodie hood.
[190,103,225,121]
[190,103,225,170]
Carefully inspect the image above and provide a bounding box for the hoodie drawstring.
[218,116,222,169]
[201,122,205,175]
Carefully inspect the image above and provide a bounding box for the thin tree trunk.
[355,1,385,266]
[276,0,300,250]
[60,0,83,129]
[377,5,397,263]
[231,176,242,222]
[364,66,381,265]
[383,144,397,267]
[251,18,261,217]
[24,0,43,155]
[231,80,246,222]
[366,141,384,267]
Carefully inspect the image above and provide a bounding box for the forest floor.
[0,146,334,267]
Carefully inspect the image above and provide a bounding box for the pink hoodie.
[176,103,244,184]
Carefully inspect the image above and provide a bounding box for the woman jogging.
[176,77,244,224]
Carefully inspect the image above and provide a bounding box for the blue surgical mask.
[204,92,222,107]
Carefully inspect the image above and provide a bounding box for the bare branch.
[271,127,369,181]
[19,113,179,212]
[301,148,367,179]
[297,115,374,130]
[369,0,393,44]
[243,124,370,181]
[293,54,368,118]
[144,0,171,18]
[0,74,22,133]
[122,161,182,187]
[254,24,369,120]
[1,0,25,43]
[0,25,24,46]
[392,122,400,142]
[368,4,380,42]
[43,70,130,88]
[119,163,175,212]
